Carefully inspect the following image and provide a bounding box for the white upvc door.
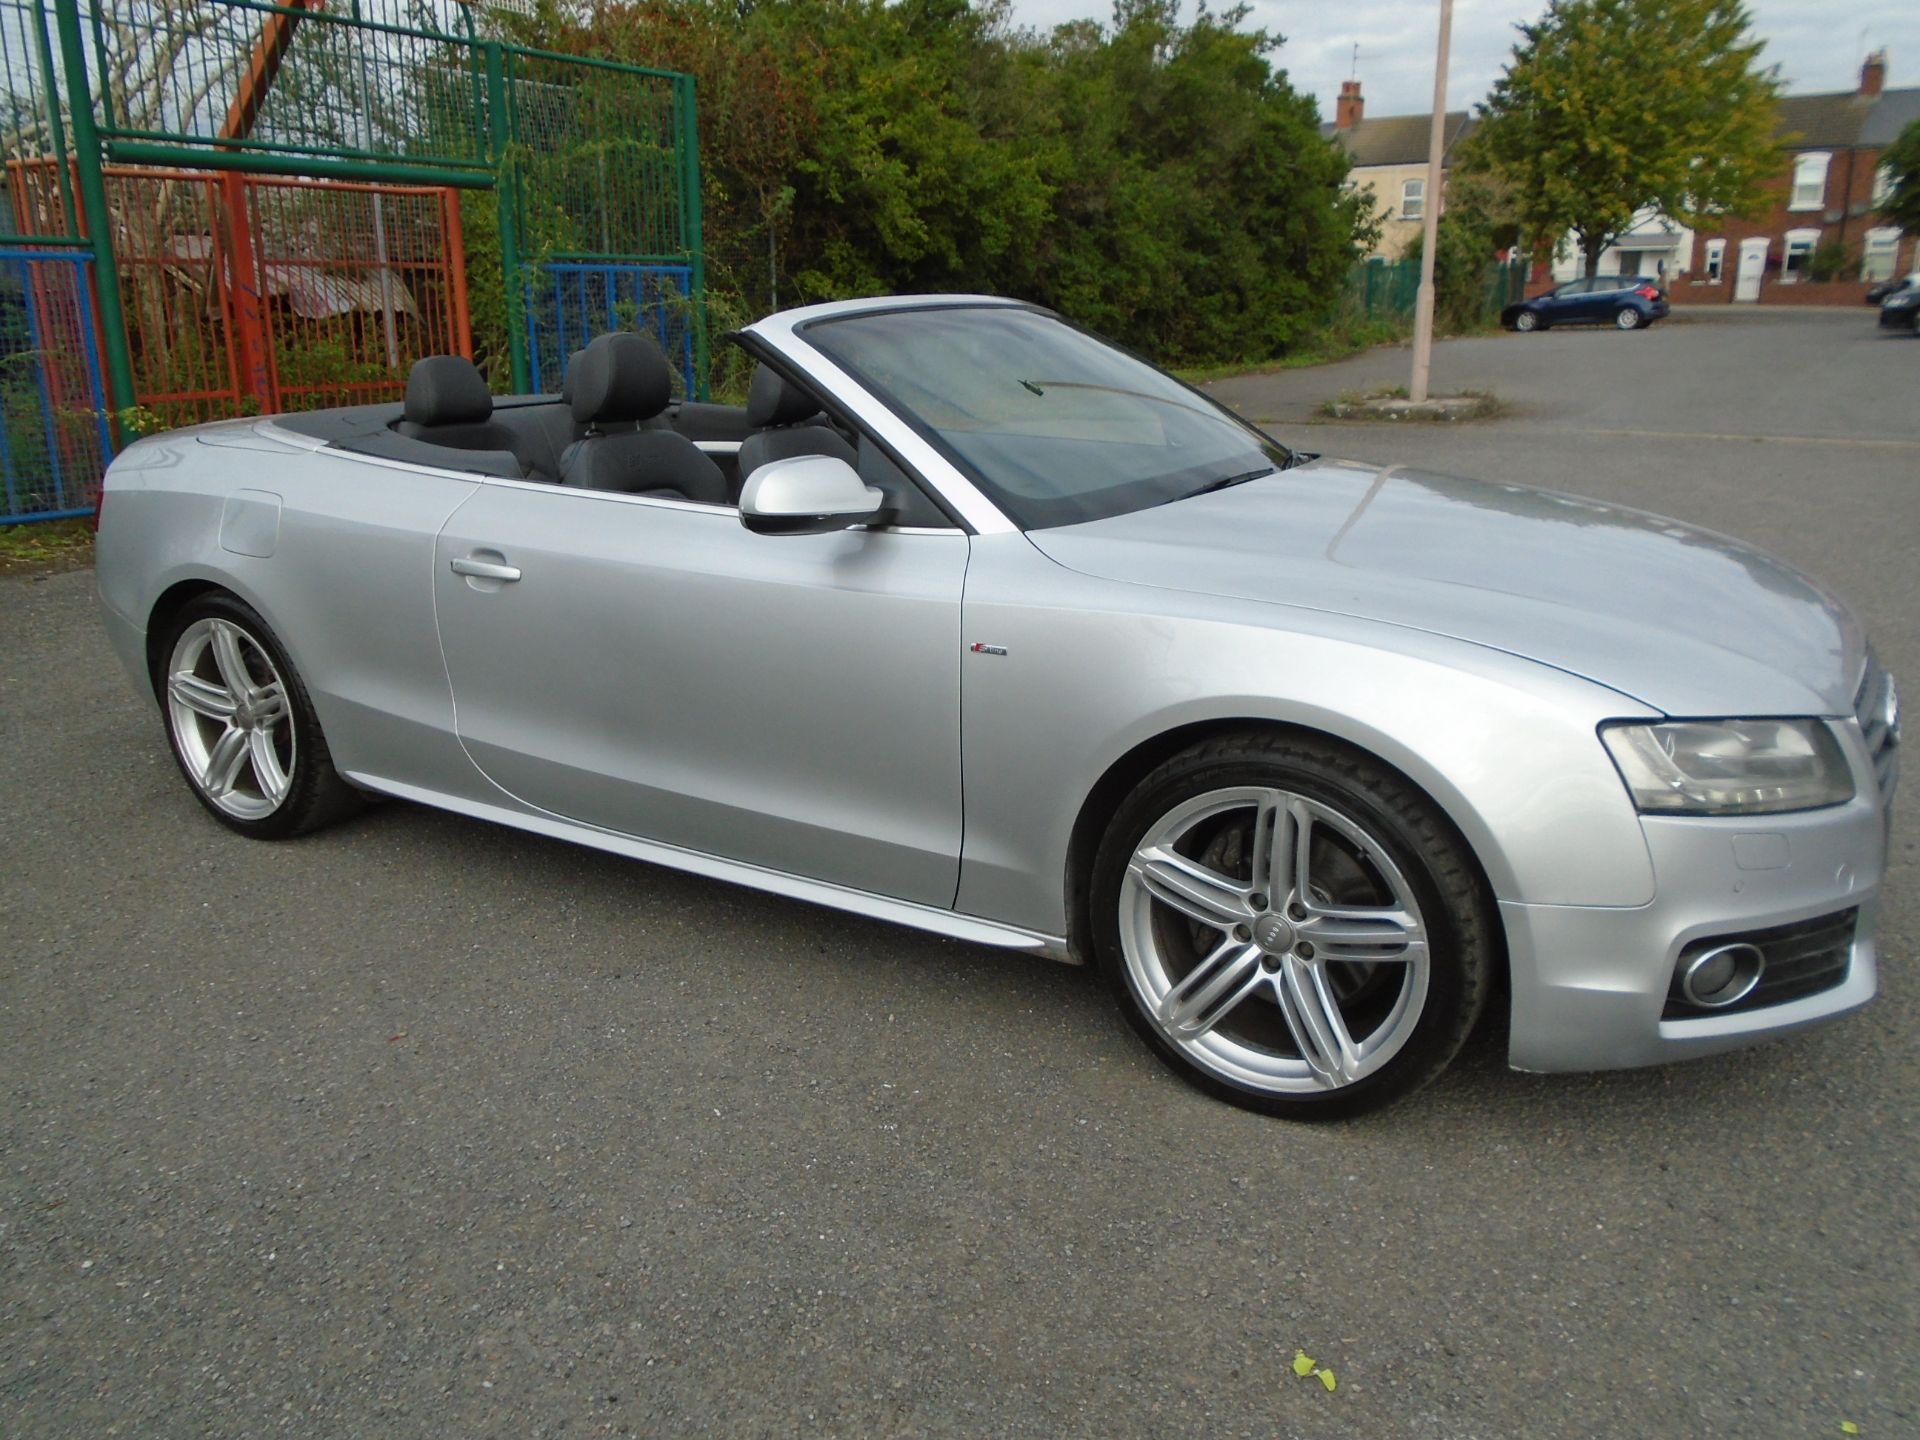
[1734,238,1769,302]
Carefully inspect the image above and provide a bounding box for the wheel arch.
[144,578,228,695]
[1061,716,1510,1000]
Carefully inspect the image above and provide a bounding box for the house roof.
[1326,85,1920,166]
[1774,91,1878,148]
[1322,111,1475,169]
[1859,87,1920,146]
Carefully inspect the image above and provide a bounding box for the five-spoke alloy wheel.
[159,594,359,838]
[1092,732,1492,1118]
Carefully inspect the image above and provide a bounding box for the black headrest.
[570,332,672,426]
[405,355,492,427]
[747,362,823,428]
[559,347,588,407]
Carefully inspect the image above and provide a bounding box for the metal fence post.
[677,73,708,400]
[51,0,134,416]
[485,41,529,393]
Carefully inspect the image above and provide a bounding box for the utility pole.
[1409,0,1454,404]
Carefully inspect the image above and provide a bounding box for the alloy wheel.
[1117,786,1430,1094]
[165,617,296,820]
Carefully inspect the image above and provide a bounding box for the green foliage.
[459,187,514,390]
[1467,0,1782,276]
[1399,178,1519,332]
[1881,119,1920,235]
[1806,236,1850,282]
[519,0,1368,368]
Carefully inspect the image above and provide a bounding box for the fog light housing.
[1677,942,1765,1008]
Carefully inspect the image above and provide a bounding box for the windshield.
[800,306,1292,529]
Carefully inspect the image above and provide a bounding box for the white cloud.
[1005,0,1920,122]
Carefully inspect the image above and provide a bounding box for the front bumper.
[1878,306,1918,331]
[1502,762,1888,1073]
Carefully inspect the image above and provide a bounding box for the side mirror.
[738,454,887,536]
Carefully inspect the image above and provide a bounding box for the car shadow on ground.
[331,795,1841,1139]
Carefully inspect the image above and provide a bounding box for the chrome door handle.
[450,555,521,582]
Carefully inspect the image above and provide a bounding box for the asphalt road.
[3,307,1915,1438]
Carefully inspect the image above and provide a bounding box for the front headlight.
[1601,719,1854,815]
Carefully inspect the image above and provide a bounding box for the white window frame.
[1401,177,1425,221]
[1780,227,1819,282]
[1873,164,1893,209]
[1789,152,1831,212]
[1702,238,1725,282]
[1861,226,1900,282]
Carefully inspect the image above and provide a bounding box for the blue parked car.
[1502,275,1671,333]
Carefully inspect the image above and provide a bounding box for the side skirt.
[346,771,1078,963]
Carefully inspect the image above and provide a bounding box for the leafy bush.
[509,0,1370,370]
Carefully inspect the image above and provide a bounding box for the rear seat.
[396,356,565,479]
[397,350,702,485]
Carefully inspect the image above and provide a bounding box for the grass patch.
[0,517,95,574]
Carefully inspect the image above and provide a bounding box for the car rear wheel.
[1614,307,1642,330]
[1090,732,1493,1119]
[159,593,362,839]
[1512,311,1538,332]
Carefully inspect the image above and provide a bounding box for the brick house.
[1672,52,1920,305]
[1329,54,1919,300]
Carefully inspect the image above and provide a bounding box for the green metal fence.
[1343,257,1530,328]
[65,0,706,399]
[0,0,709,520]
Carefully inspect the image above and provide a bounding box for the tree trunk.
[1582,233,1604,278]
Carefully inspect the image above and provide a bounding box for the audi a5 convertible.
[95,295,1899,1118]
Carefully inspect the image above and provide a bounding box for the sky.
[1004,0,1920,122]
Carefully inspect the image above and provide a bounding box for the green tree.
[1880,118,1920,234]
[1401,177,1519,331]
[511,0,1367,369]
[1468,0,1781,277]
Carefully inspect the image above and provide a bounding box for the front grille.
[1664,908,1857,1019]
[1854,651,1900,806]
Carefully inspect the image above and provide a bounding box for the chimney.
[1860,49,1887,97]
[1336,79,1364,130]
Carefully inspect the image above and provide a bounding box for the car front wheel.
[1614,307,1642,330]
[1513,311,1539,332]
[158,593,361,839]
[1091,732,1494,1119]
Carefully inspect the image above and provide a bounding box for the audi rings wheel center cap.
[1253,913,1295,954]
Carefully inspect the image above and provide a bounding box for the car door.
[1543,278,1587,321]
[1593,277,1633,321]
[432,479,969,907]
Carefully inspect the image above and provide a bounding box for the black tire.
[1512,311,1539,333]
[155,592,363,839]
[1614,307,1642,331]
[1089,730,1494,1120]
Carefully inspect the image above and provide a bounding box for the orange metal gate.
[7,162,470,427]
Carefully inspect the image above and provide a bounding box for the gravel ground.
[2,306,1914,1438]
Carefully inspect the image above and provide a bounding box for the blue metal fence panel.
[0,249,112,524]
[525,262,696,400]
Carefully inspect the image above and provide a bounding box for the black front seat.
[396,356,545,476]
[559,333,727,504]
[737,363,857,481]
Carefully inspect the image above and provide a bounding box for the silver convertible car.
[96,295,1899,1118]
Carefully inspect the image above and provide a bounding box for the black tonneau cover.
[272,395,564,479]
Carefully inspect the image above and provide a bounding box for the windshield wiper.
[1182,467,1275,501]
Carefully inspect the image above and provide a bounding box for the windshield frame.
[795,302,1295,532]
